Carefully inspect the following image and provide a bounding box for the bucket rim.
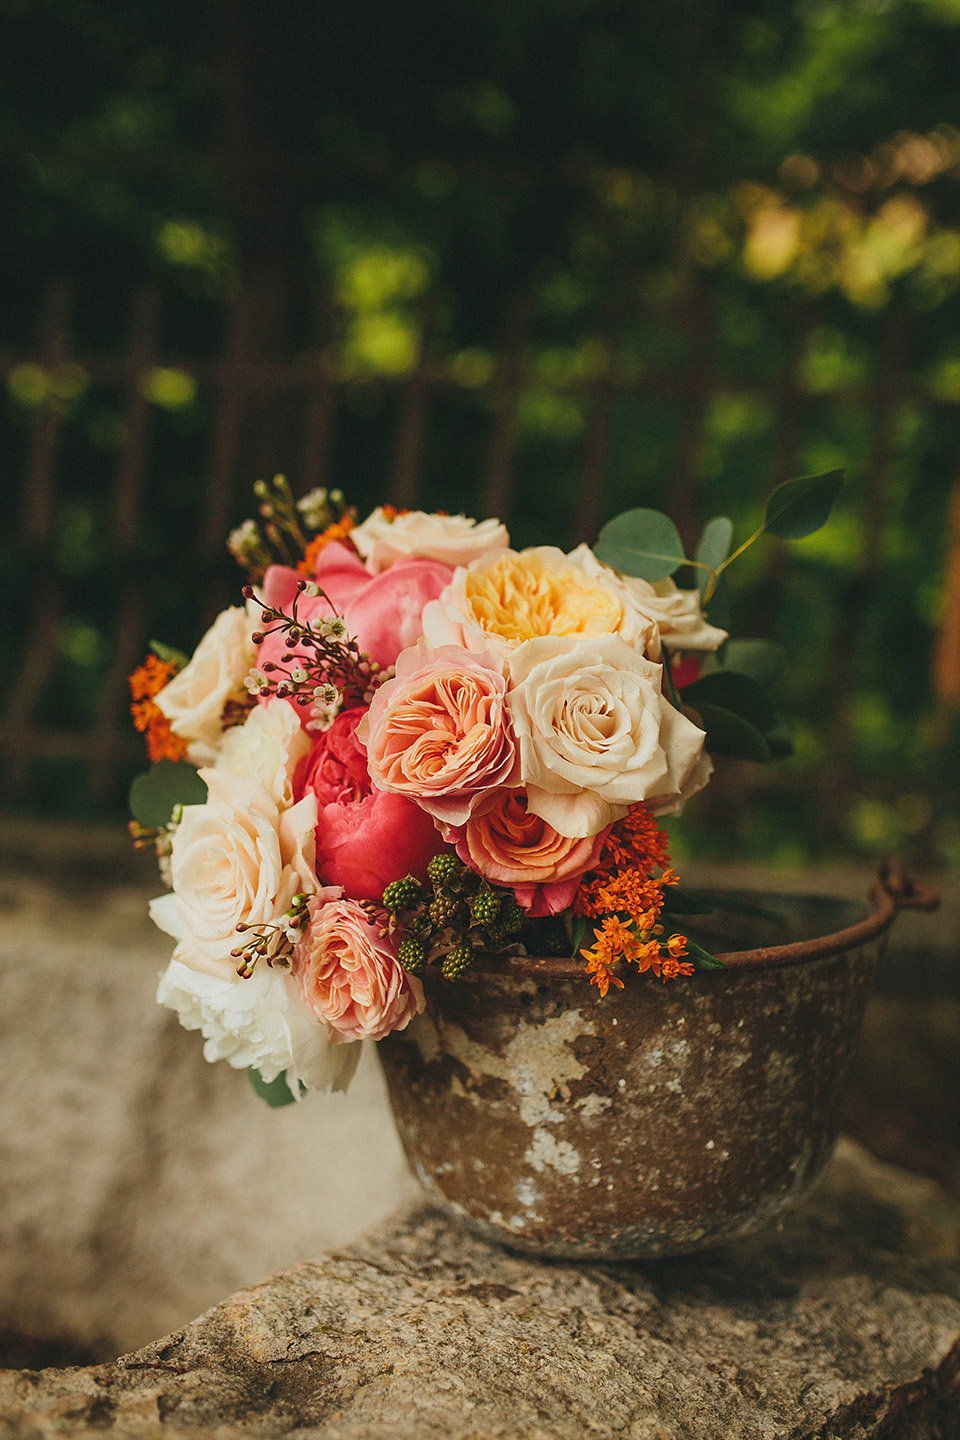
[464,861,939,981]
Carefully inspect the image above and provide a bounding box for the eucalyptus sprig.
[594,470,844,603]
[593,471,844,767]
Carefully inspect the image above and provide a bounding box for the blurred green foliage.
[3,0,960,867]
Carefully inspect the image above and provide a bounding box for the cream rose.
[154,604,258,765]
[421,545,657,658]
[214,698,310,808]
[293,898,424,1043]
[149,769,317,979]
[505,634,707,838]
[351,508,510,573]
[568,546,727,658]
[157,957,360,1097]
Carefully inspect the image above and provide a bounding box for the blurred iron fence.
[2,273,959,820]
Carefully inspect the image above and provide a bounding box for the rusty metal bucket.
[378,864,938,1260]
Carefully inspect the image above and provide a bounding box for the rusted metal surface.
[378,874,935,1260]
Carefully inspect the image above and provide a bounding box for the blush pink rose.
[294,897,424,1043]
[358,641,519,827]
[294,708,441,901]
[257,545,453,713]
[444,788,608,918]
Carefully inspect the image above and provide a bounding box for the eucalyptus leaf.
[660,888,715,916]
[694,516,734,598]
[249,1068,302,1107]
[594,508,687,581]
[764,469,844,540]
[693,702,772,762]
[129,759,207,830]
[683,937,728,972]
[682,671,776,733]
[149,639,190,670]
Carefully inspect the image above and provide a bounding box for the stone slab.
[2,1140,959,1439]
[0,860,416,1358]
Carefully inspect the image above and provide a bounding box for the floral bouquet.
[129,472,841,1103]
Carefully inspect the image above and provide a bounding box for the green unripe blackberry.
[498,900,526,934]
[530,918,568,955]
[405,913,430,939]
[470,889,500,926]
[427,854,460,888]
[398,937,427,973]
[382,876,422,913]
[441,943,473,980]
[428,893,460,927]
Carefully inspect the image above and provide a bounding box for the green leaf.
[149,639,190,670]
[660,888,715,917]
[694,516,733,598]
[708,638,786,688]
[594,508,687,582]
[693,702,772,762]
[764,470,844,541]
[129,759,207,829]
[571,916,590,958]
[683,937,728,972]
[764,714,794,759]
[249,1068,302,1107]
[681,672,776,733]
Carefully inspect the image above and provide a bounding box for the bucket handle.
[717,859,940,972]
[478,861,939,980]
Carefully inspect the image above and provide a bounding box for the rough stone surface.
[1,1140,959,1439]
[0,824,416,1357]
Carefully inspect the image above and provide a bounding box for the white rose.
[154,605,258,765]
[505,634,707,839]
[214,698,309,808]
[351,507,509,573]
[149,769,317,980]
[157,957,360,1097]
[568,546,727,658]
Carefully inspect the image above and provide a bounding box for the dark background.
[3,0,960,872]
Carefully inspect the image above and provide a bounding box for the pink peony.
[358,641,519,826]
[444,788,608,918]
[294,708,441,901]
[293,897,424,1043]
[257,544,453,707]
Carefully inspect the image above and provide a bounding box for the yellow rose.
[421,546,656,656]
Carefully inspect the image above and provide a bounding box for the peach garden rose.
[293,897,424,1043]
[443,788,608,917]
[358,641,518,826]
